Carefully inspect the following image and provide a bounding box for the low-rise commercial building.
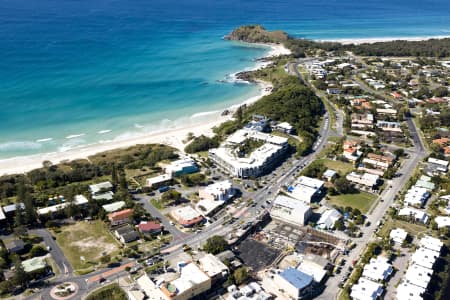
[146,174,173,188]
[171,206,204,227]
[198,254,229,283]
[297,254,329,283]
[274,268,313,300]
[270,195,312,226]
[166,158,199,177]
[287,176,325,203]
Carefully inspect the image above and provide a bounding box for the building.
[389,228,408,244]
[209,129,289,178]
[316,208,341,230]
[427,157,448,173]
[2,203,25,216]
[273,268,313,300]
[376,108,397,115]
[351,113,374,129]
[89,181,113,195]
[404,264,432,289]
[274,122,294,134]
[146,174,173,188]
[362,153,394,170]
[435,216,450,228]
[346,172,379,188]
[245,115,271,132]
[404,187,429,207]
[376,120,402,132]
[4,239,25,253]
[270,195,312,226]
[102,201,126,213]
[287,176,325,203]
[398,207,428,224]
[37,194,88,216]
[114,225,139,244]
[108,208,133,226]
[297,254,329,283]
[160,262,211,300]
[171,206,204,227]
[411,247,439,270]
[22,257,48,273]
[199,180,234,202]
[0,207,5,222]
[198,254,229,283]
[166,158,199,177]
[362,256,393,282]
[396,281,425,300]
[137,274,168,300]
[127,290,146,300]
[350,277,383,300]
[419,235,442,253]
[322,169,337,182]
[137,221,163,235]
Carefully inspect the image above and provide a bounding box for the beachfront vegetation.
[184,135,219,153]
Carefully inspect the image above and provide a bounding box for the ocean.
[0,0,449,159]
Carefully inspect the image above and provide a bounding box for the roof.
[272,195,311,214]
[296,176,325,189]
[278,267,313,290]
[172,206,203,222]
[127,290,145,300]
[4,239,24,251]
[323,169,337,178]
[199,254,229,278]
[137,221,162,232]
[317,208,341,229]
[398,207,428,223]
[201,180,233,197]
[350,277,383,300]
[146,174,172,186]
[2,203,24,214]
[427,157,449,167]
[404,264,432,289]
[411,247,439,270]
[297,255,328,282]
[108,208,133,221]
[276,122,293,130]
[22,257,47,273]
[37,194,89,215]
[92,191,114,201]
[0,207,5,220]
[89,181,113,194]
[389,228,408,243]
[102,201,126,213]
[435,216,450,228]
[137,274,167,300]
[362,256,393,282]
[396,281,425,300]
[419,235,443,252]
[171,263,210,295]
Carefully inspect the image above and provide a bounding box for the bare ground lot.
[235,239,281,272]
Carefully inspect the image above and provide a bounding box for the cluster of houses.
[396,235,443,300]
[146,158,199,189]
[351,255,393,300]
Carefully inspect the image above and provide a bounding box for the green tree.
[111,163,119,188]
[334,219,345,231]
[100,255,111,264]
[203,236,228,255]
[30,245,47,258]
[12,260,29,289]
[233,267,249,285]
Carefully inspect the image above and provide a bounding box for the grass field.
[328,191,378,214]
[52,220,121,272]
[378,218,428,238]
[317,159,354,175]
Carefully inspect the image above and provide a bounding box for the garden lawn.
[317,159,354,175]
[51,220,120,272]
[328,192,377,214]
[378,218,428,238]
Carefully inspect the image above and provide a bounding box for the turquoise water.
[0,0,449,158]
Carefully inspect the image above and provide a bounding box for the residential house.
[136,221,163,235]
[4,239,25,253]
[350,277,383,300]
[389,228,408,244]
[316,208,341,230]
[108,208,133,226]
[398,207,428,224]
[362,256,393,282]
[322,169,337,182]
[346,172,379,188]
[114,225,139,244]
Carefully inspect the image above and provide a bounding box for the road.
[29,228,74,276]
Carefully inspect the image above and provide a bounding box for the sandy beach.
[0,44,291,176]
[317,35,450,45]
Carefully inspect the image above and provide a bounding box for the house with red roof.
[136,221,163,235]
[108,208,133,226]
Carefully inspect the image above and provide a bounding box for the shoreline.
[0,44,290,176]
[316,35,450,45]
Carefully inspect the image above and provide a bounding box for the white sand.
[317,35,450,45]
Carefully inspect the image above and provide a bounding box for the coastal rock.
[235,71,257,83]
[225,25,288,44]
